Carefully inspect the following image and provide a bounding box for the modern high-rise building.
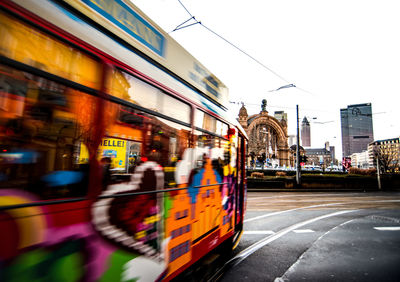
[301,117,311,147]
[340,103,374,157]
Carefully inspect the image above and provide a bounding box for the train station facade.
[238,100,290,167]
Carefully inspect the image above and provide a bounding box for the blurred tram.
[0,0,247,280]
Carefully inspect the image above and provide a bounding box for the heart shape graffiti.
[92,162,164,260]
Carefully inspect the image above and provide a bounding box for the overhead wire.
[177,0,193,17]
[171,16,200,32]
[230,101,340,115]
[230,101,297,111]
[173,0,293,85]
[199,23,291,84]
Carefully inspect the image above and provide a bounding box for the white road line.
[244,199,400,223]
[247,193,359,201]
[293,229,314,233]
[374,227,400,231]
[232,210,357,267]
[370,215,400,223]
[277,217,358,282]
[211,210,358,282]
[244,202,343,223]
[243,230,275,235]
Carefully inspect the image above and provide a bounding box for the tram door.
[235,134,246,229]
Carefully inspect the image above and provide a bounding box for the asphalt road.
[220,191,400,282]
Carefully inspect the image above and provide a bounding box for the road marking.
[247,193,358,201]
[244,230,275,235]
[293,229,314,233]
[374,227,400,231]
[245,200,400,223]
[244,203,343,223]
[277,217,358,282]
[370,215,400,223]
[211,210,358,282]
[233,210,357,267]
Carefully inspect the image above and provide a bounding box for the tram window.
[162,93,190,124]
[193,129,230,178]
[0,11,101,89]
[151,117,191,188]
[108,69,190,123]
[216,121,229,137]
[0,65,96,199]
[96,104,145,177]
[194,110,204,129]
[102,101,191,188]
[195,110,216,133]
[195,109,228,136]
[146,116,191,165]
[194,130,229,150]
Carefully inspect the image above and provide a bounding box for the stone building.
[238,100,290,167]
[368,137,400,172]
[305,147,333,168]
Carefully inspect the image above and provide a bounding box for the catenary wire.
[177,0,194,18]
[174,0,292,85]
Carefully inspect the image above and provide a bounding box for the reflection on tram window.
[145,116,191,166]
[148,117,191,188]
[193,129,230,176]
[108,68,191,123]
[0,11,101,89]
[0,65,95,199]
[100,100,191,188]
[216,120,229,137]
[194,109,228,136]
[195,110,215,132]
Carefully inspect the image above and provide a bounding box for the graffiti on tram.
[0,145,238,281]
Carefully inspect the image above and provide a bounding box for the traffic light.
[300,155,308,163]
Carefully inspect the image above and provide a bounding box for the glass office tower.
[340,103,374,157]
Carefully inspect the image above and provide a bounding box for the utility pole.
[375,145,382,190]
[377,160,382,190]
[296,105,301,186]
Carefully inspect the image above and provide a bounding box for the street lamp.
[373,143,382,190]
[296,105,301,186]
[267,84,301,183]
[314,120,334,124]
[260,127,269,168]
[269,84,297,92]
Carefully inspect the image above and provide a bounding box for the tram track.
[210,195,400,281]
[233,210,358,265]
[274,217,359,282]
[244,199,400,224]
[209,209,357,281]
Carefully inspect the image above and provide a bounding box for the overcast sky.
[133,0,400,159]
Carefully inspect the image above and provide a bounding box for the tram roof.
[12,0,246,136]
[62,0,229,109]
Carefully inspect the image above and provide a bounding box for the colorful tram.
[0,0,247,281]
